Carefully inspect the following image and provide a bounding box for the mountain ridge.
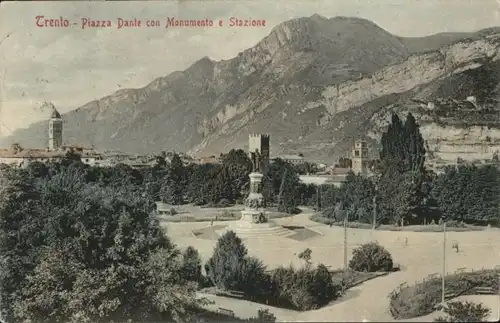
[3,15,500,164]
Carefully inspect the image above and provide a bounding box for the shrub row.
[202,231,395,311]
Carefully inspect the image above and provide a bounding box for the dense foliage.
[430,164,500,225]
[349,242,394,272]
[0,162,204,323]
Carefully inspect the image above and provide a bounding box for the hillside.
[3,15,500,164]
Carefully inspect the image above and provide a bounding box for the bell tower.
[351,139,368,174]
[48,108,63,150]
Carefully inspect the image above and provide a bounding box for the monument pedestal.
[217,171,293,239]
[218,218,292,239]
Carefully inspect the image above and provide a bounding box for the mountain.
[3,15,500,164]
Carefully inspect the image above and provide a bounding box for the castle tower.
[248,133,270,167]
[351,139,368,175]
[48,108,63,150]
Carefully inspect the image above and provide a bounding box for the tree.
[160,171,184,205]
[160,153,186,205]
[205,231,268,296]
[181,246,202,284]
[378,113,427,224]
[431,164,500,224]
[434,301,491,322]
[263,159,301,213]
[294,162,318,175]
[337,172,377,223]
[0,163,203,322]
[155,151,168,168]
[205,231,248,290]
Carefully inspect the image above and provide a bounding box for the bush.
[446,220,466,228]
[221,210,235,218]
[205,234,341,312]
[434,301,491,322]
[219,198,230,207]
[349,242,394,272]
[169,207,178,215]
[247,308,276,322]
[267,264,341,310]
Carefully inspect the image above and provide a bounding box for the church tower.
[351,139,368,175]
[48,108,63,150]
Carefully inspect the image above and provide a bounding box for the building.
[197,155,221,164]
[0,106,103,167]
[248,134,270,165]
[48,109,63,150]
[274,154,306,165]
[351,139,369,175]
[299,167,351,187]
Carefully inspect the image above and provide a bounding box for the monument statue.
[250,149,262,173]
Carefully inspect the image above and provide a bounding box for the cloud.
[0,0,498,135]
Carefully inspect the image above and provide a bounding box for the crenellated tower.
[248,133,270,167]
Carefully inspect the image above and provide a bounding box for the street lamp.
[344,210,349,271]
[495,265,500,321]
[372,174,380,232]
[372,189,377,231]
[441,215,447,305]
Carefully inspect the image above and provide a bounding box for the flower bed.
[389,268,500,319]
[309,214,485,232]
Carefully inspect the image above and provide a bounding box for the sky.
[0,0,499,135]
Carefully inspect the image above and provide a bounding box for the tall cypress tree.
[378,113,427,225]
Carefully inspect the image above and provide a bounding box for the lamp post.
[344,210,349,271]
[372,174,380,232]
[441,215,447,305]
[495,266,500,321]
[342,208,350,296]
[372,190,377,231]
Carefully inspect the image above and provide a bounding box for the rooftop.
[0,145,101,158]
[275,155,304,160]
[51,108,61,119]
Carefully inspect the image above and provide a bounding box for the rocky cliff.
[3,15,500,164]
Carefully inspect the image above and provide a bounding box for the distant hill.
[3,15,500,164]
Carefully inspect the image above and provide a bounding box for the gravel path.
[169,212,500,322]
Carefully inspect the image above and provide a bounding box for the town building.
[273,154,306,165]
[0,107,103,167]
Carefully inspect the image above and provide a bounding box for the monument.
[218,149,292,238]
